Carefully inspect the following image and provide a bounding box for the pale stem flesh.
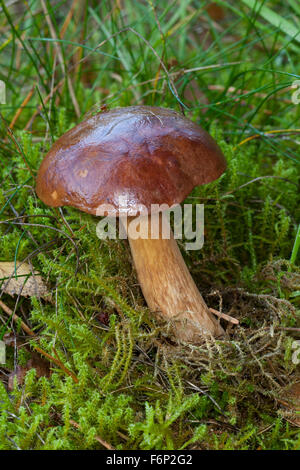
[121,213,224,342]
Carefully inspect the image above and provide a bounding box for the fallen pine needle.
[234,128,300,150]
[9,86,35,130]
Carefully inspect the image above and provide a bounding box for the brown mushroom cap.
[36,106,226,216]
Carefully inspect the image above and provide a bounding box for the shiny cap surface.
[36,106,226,215]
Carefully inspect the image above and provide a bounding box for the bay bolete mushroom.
[36,106,226,342]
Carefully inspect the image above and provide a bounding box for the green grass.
[0,0,299,450]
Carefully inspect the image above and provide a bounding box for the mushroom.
[36,106,226,342]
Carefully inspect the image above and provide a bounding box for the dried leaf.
[8,352,50,390]
[0,261,49,299]
[3,332,24,347]
[206,3,225,21]
[8,365,28,390]
[96,311,110,326]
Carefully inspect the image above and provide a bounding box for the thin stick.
[0,299,34,336]
[209,307,239,325]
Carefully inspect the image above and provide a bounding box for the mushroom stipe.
[36,106,227,342]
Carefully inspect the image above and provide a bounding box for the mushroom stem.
[122,214,224,342]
